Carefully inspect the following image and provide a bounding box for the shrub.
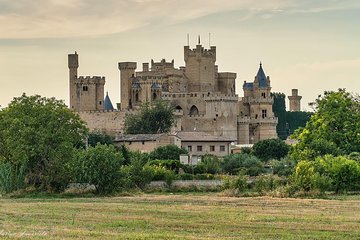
[271,157,296,177]
[222,153,264,176]
[254,175,287,194]
[147,159,181,172]
[72,144,124,194]
[178,173,194,180]
[253,138,290,162]
[193,174,215,180]
[194,154,222,174]
[87,132,113,147]
[125,159,154,189]
[315,155,360,193]
[149,144,187,160]
[0,161,26,194]
[149,165,177,184]
[290,160,331,193]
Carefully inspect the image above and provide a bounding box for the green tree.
[124,100,175,134]
[87,132,113,147]
[0,94,87,191]
[149,144,187,160]
[285,111,312,135]
[253,138,290,162]
[291,89,360,160]
[73,145,124,194]
[272,93,287,139]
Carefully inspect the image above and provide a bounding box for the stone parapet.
[242,96,273,104]
[250,117,278,124]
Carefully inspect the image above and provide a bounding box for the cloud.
[0,0,359,39]
[0,0,291,39]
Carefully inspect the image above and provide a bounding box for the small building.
[114,134,180,153]
[176,131,236,164]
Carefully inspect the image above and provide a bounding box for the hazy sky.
[1,0,359,111]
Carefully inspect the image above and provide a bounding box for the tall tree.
[0,94,88,191]
[271,93,287,139]
[124,100,175,134]
[291,89,360,160]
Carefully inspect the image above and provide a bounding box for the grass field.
[0,194,359,239]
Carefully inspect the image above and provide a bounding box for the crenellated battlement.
[151,59,174,71]
[184,45,216,60]
[77,76,105,82]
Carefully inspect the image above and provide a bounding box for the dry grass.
[0,194,359,239]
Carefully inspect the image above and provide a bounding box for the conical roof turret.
[255,62,269,88]
[104,92,114,110]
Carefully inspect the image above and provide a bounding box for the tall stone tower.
[238,63,277,144]
[68,52,79,110]
[118,62,137,110]
[68,52,105,111]
[288,89,302,112]
[184,39,216,92]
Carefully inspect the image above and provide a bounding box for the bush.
[291,160,331,193]
[271,157,296,177]
[254,175,287,194]
[125,158,154,189]
[149,145,187,161]
[178,173,194,180]
[315,155,360,193]
[72,144,124,194]
[87,132,113,147]
[147,159,181,172]
[0,161,26,194]
[193,174,215,180]
[149,165,177,183]
[222,153,264,176]
[194,154,221,174]
[253,138,290,162]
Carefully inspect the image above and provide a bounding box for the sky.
[1,0,360,111]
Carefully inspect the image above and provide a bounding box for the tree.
[124,100,175,134]
[285,111,312,135]
[272,93,287,139]
[149,144,187,160]
[73,144,124,194]
[0,94,87,191]
[291,89,360,160]
[87,131,113,147]
[252,138,290,162]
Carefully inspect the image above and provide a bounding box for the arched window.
[175,105,182,112]
[189,105,199,116]
[152,92,157,100]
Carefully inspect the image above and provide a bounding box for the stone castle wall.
[78,110,128,136]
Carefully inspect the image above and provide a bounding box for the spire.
[198,35,201,45]
[104,92,114,110]
[256,62,268,88]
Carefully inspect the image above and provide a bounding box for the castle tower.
[68,52,79,110]
[288,89,302,112]
[118,62,137,110]
[68,52,105,112]
[239,63,277,144]
[184,39,216,92]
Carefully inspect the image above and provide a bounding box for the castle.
[68,42,302,144]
